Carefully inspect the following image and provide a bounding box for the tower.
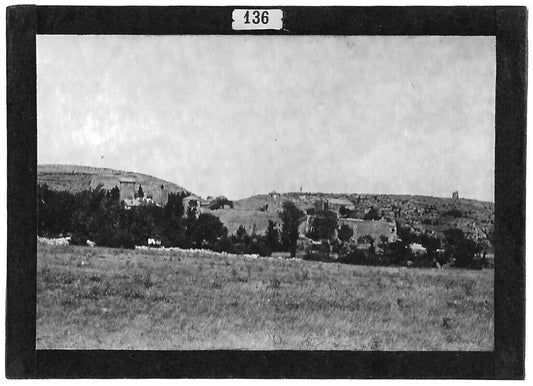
[119,178,136,201]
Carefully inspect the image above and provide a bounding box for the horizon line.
[37,163,495,204]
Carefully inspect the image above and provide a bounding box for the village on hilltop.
[111,173,493,260]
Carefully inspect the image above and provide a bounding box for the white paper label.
[232,9,283,30]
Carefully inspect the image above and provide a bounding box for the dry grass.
[37,243,493,350]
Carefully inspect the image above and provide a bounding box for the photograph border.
[6,5,527,379]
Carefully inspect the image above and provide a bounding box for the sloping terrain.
[235,192,494,245]
[38,164,191,197]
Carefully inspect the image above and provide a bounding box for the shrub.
[453,239,482,268]
[303,250,329,262]
[338,247,367,265]
[338,224,354,243]
[109,229,136,249]
[302,240,332,262]
[213,237,237,254]
[339,206,352,217]
[382,240,413,265]
[70,233,87,246]
[245,240,272,257]
[209,196,233,210]
[442,208,464,218]
[363,207,381,220]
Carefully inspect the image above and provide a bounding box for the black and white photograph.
[5,4,527,379]
[35,32,496,351]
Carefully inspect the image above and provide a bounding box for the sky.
[37,35,495,201]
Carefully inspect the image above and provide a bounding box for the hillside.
[233,192,494,246]
[38,164,191,198]
[37,164,494,246]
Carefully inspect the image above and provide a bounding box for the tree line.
[37,184,303,256]
[37,184,489,268]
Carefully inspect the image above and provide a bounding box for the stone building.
[152,184,169,206]
[314,198,355,213]
[119,178,136,201]
[327,198,355,212]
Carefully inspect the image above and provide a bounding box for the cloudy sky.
[37,35,495,201]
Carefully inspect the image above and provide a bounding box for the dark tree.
[378,234,389,247]
[442,208,463,218]
[160,193,186,247]
[192,213,228,249]
[357,234,375,245]
[185,200,198,242]
[37,184,77,237]
[443,228,466,246]
[265,220,280,251]
[338,224,354,243]
[363,207,381,220]
[235,225,249,244]
[279,201,304,257]
[307,210,338,241]
[109,186,120,201]
[443,228,481,268]
[339,206,352,217]
[137,185,144,199]
[419,233,441,255]
[453,239,481,268]
[397,224,418,244]
[244,239,272,257]
[338,247,367,265]
[382,239,413,265]
[213,236,237,254]
[163,193,185,221]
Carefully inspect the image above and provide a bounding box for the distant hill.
[37,164,191,198]
[233,192,494,247]
[235,192,494,222]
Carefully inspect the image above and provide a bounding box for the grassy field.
[37,243,493,350]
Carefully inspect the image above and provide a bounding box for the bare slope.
[38,164,191,196]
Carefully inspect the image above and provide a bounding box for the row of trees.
[37,184,486,268]
[37,185,305,257]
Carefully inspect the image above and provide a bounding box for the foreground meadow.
[37,243,493,350]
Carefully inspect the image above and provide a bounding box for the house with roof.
[314,197,355,213]
[327,198,355,212]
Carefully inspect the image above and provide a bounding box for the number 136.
[244,10,269,24]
